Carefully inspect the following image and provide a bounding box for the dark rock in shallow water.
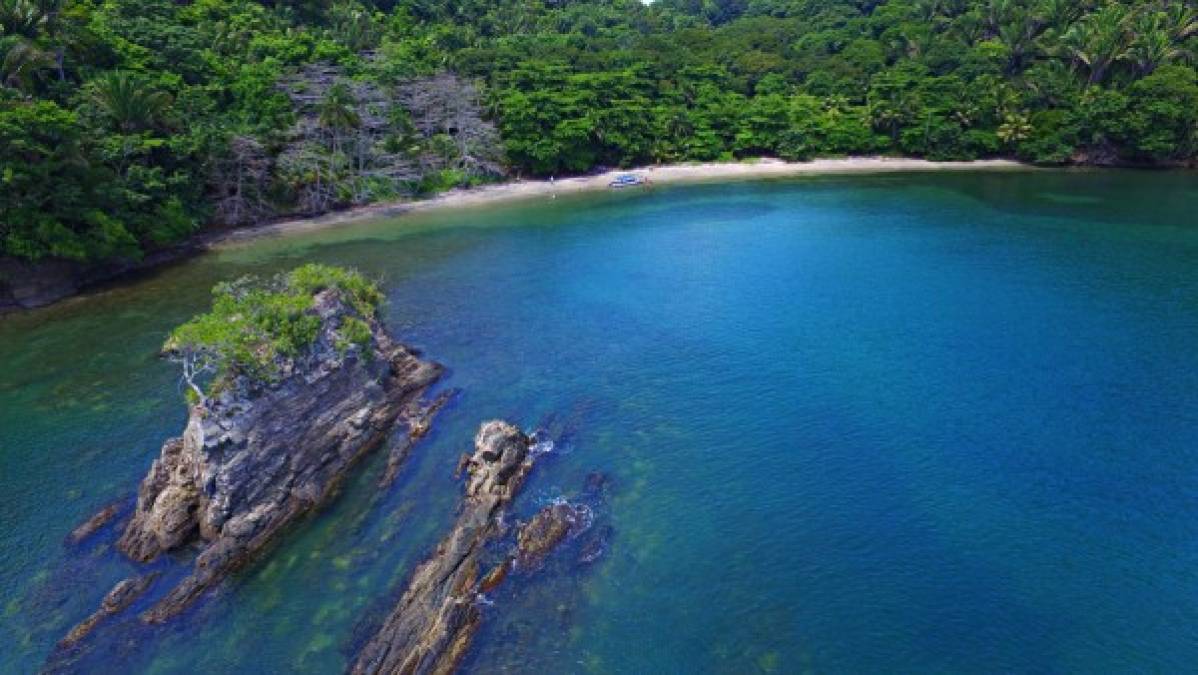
[67,500,123,545]
[353,433,615,674]
[58,573,160,649]
[577,524,613,565]
[109,289,442,624]
[478,561,510,594]
[583,470,612,497]
[351,421,535,675]
[514,502,591,571]
[379,388,458,489]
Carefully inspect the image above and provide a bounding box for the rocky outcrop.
[58,573,159,649]
[351,421,536,675]
[112,289,443,623]
[352,432,618,675]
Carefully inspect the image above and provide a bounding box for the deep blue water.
[3,170,1198,673]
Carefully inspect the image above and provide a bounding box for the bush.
[165,264,383,394]
[1125,66,1198,162]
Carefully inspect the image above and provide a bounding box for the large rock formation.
[351,421,537,675]
[114,287,443,623]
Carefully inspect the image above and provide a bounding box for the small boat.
[608,173,645,189]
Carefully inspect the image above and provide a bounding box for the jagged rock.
[67,500,122,545]
[112,289,443,623]
[351,421,535,675]
[379,388,458,489]
[117,438,197,560]
[452,453,470,479]
[478,561,509,594]
[514,502,591,571]
[58,573,159,648]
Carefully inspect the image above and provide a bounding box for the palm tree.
[331,6,380,52]
[317,83,360,153]
[951,102,980,128]
[997,112,1033,146]
[0,0,55,39]
[869,97,913,141]
[662,108,693,140]
[823,94,850,118]
[1060,3,1135,85]
[998,11,1046,73]
[886,27,929,60]
[1128,13,1193,76]
[1035,0,1088,35]
[1021,59,1082,106]
[984,0,1029,36]
[1161,3,1198,43]
[0,35,53,92]
[90,71,173,133]
[914,0,955,30]
[950,10,987,44]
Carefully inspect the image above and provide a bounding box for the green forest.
[2,0,1196,266]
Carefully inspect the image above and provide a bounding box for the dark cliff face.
[113,291,443,623]
[0,245,199,315]
[0,257,81,313]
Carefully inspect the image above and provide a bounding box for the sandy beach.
[209,157,1030,247]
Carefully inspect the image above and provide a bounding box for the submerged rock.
[66,500,123,545]
[583,470,612,497]
[576,523,613,565]
[351,421,535,675]
[112,286,442,624]
[515,502,591,571]
[58,573,159,649]
[379,388,458,489]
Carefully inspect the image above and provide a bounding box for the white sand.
[209,157,1030,246]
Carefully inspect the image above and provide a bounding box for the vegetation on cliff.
[164,263,382,396]
[1,0,1195,268]
[101,260,443,629]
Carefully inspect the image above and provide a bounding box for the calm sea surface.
[2,170,1197,673]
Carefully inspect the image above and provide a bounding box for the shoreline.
[207,157,1031,247]
[0,156,1031,314]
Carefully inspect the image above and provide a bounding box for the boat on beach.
[609,173,646,188]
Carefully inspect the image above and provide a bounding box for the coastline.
[0,157,1031,314]
[207,157,1031,247]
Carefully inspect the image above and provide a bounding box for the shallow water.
[3,170,1198,673]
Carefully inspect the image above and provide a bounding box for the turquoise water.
[3,170,1198,673]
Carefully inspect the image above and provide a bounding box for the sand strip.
[208,157,1030,247]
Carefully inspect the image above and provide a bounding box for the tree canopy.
[2,0,1195,266]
